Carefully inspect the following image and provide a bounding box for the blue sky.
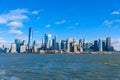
[0,0,120,50]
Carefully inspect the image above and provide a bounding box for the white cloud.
[0,8,41,29]
[8,29,22,35]
[0,9,41,28]
[104,20,120,28]
[0,9,29,24]
[0,16,7,24]
[55,20,66,24]
[31,10,39,14]
[9,8,29,14]
[45,24,51,28]
[112,9,120,15]
[7,21,23,27]
[104,20,112,27]
[112,38,120,51]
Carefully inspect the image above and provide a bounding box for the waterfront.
[0,53,120,80]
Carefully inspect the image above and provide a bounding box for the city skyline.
[0,0,120,50]
[0,28,115,53]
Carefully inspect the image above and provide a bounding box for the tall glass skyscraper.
[44,33,51,49]
[94,40,98,51]
[15,39,20,53]
[98,39,103,51]
[106,37,111,51]
[28,27,33,47]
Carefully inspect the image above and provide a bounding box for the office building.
[106,37,111,51]
[98,39,103,51]
[22,40,27,46]
[33,45,38,53]
[44,33,51,49]
[15,39,20,53]
[66,38,71,53]
[28,27,33,48]
[94,40,98,51]
[73,41,78,53]
[61,40,66,51]
[20,45,26,53]
[10,43,17,53]
[102,39,106,51]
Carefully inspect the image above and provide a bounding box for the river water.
[0,53,120,80]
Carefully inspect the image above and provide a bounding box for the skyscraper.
[73,41,78,53]
[94,40,98,51]
[102,39,106,51]
[44,33,51,49]
[10,43,17,53]
[28,27,33,48]
[15,39,20,53]
[66,38,71,53]
[54,35,58,49]
[98,39,103,51]
[106,37,111,51]
[61,40,66,51]
[20,45,26,53]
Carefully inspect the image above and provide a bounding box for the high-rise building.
[83,39,86,47]
[41,38,44,48]
[15,39,20,53]
[33,40,38,46]
[54,35,58,49]
[28,27,33,48]
[10,43,17,53]
[55,35,58,43]
[61,40,66,51]
[84,43,93,51]
[79,39,86,51]
[4,48,9,53]
[44,33,51,49]
[42,38,44,45]
[52,39,55,49]
[70,42,73,52]
[22,40,27,46]
[56,42,60,50]
[20,45,26,53]
[33,40,38,53]
[73,41,78,53]
[98,39,103,51]
[66,38,71,53]
[102,39,106,51]
[49,40,52,48]
[94,40,98,51]
[106,37,111,51]
[33,45,38,53]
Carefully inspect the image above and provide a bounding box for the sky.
[0,0,120,50]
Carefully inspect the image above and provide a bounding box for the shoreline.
[1,51,120,54]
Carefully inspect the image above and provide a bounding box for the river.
[0,53,120,80]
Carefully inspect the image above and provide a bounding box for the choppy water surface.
[0,53,120,80]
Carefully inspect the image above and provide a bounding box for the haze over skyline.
[0,0,120,50]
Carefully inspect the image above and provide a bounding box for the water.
[0,53,120,80]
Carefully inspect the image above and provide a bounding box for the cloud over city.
[112,9,120,15]
[0,8,39,35]
[8,29,23,35]
[55,20,66,25]
[104,20,120,28]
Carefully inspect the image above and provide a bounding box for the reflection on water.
[0,53,120,80]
